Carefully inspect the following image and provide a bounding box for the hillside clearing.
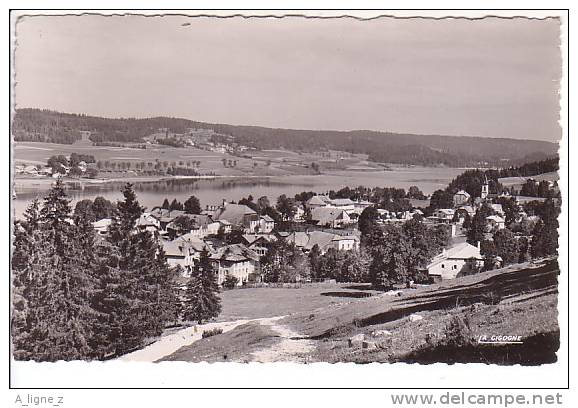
[159,259,558,364]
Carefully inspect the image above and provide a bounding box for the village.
[87,171,557,287]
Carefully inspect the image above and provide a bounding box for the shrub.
[202,328,223,338]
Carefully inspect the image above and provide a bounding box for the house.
[174,234,210,259]
[331,234,360,251]
[257,215,275,233]
[166,214,216,238]
[216,219,232,234]
[293,204,306,222]
[310,207,351,229]
[424,242,484,281]
[286,231,359,254]
[453,190,471,207]
[486,215,506,230]
[136,213,161,233]
[305,195,331,210]
[210,244,261,286]
[149,208,185,231]
[241,234,277,257]
[213,203,259,233]
[328,198,355,213]
[92,218,112,235]
[431,208,455,223]
[161,239,197,275]
[489,204,505,217]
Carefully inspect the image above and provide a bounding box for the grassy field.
[162,258,559,364]
[217,283,381,322]
[14,141,379,179]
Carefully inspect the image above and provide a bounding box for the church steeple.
[481,174,489,200]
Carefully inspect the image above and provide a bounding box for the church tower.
[481,175,489,200]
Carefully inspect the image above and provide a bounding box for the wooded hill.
[13,108,558,167]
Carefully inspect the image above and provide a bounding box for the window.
[441,264,445,268]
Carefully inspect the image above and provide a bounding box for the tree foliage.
[182,250,221,324]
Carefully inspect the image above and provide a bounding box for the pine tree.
[12,182,96,361]
[93,184,177,356]
[530,199,559,258]
[183,249,221,324]
[466,204,495,246]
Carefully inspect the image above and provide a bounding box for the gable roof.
[286,231,350,251]
[426,242,482,269]
[175,234,210,252]
[311,207,347,225]
[161,240,187,258]
[306,195,330,206]
[242,234,277,246]
[260,214,275,222]
[150,208,186,222]
[136,213,159,227]
[330,198,355,206]
[210,243,260,263]
[214,204,257,225]
[454,190,471,198]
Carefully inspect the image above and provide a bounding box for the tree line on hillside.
[12,181,221,361]
[13,109,557,167]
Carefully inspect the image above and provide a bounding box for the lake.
[12,167,463,219]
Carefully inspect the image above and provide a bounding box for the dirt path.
[119,319,250,362]
[250,317,315,363]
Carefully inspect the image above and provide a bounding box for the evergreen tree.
[358,206,378,238]
[466,204,495,246]
[170,199,184,211]
[530,199,559,258]
[162,198,170,209]
[184,195,202,214]
[12,182,96,361]
[93,184,175,356]
[183,250,221,324]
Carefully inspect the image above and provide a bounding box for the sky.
[14,14,562,142]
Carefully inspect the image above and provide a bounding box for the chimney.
[477,241,481,251]
[222,199,227,208]
[442,248,446,257]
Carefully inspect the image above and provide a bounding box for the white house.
[213,203,259,233]
[136,213,161,233]
[486,215,506,230]
[310,207,351,229]
[286,231,359,254]
[162,240,196,275]
[210,244,260,286]
[328,198,356,213]
[453,190,471,207]
[424,242,484,281]
[431,208,455,223]
[305,195,331,210]
[257,215,275,233]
